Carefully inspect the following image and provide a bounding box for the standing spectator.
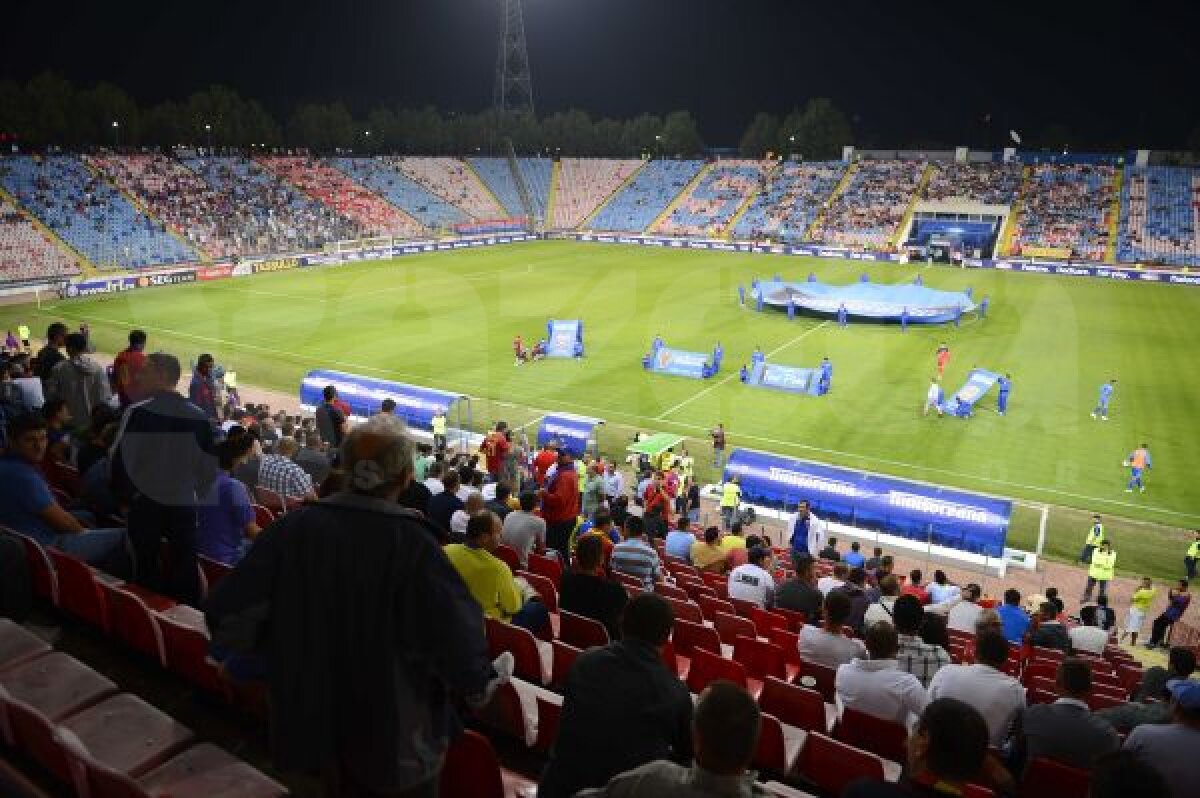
[582,462,607,519]
[690,526,727,573]
[481,421,510,479]
[799,590,867,668]
[947,584,984,633]
[445,510,549,634]
[775,554,823,618]
[501,492,546,568]
[1013,659,1121,773]
[844,541,866,568]
[788,500,824,568]
[111,353,216,605]
[188,353,219,422]
[611,516,661,590]
[205,414,504,797]
[292,431,332,486]
[31,322,67,383]
[928,631,1026,747]
[540,448,580,561]
[836,568,871,635]
[1027,602,1071,653]
[197,435,259,566]
[577,682,762,798]
[1069,606,1111,655]
[893,595,950,687]
[560,534,628,641]
[818,562,849,596]
[112,329,148,407]
[864,547,884,572]
[315,385,347,448]
[835,621,929,727]
[539,594,693,798]
[602,462,624,506]
[818,536,841,561]
[258,438,317,503]
[485,482,514,520]
[642,470,671,539]
[727,546,776,609]
[710,422,726,468]
[533,440,558,486]
[902,570,930,604]
[1146,579,1191,650]
[997,589,1030,643]
[427,470,464,536]
[45,332,111,431]
[683,476,700,525]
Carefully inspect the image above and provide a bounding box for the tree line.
[0,73,856,159]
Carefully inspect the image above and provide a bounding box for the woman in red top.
[643,471,672,538]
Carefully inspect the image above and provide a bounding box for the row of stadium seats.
[653,159,773,238]
[550,157,643,229]
[1011,164,1115,261]
[807,160,926,249]
[732,161,847,243]
[387,156,507,220]
[923,163,1024,206]
[467,157,553,222]
[586,159,706,232]
[1118,165,1200,267]
[0,155,198,270]
[329,157,470,229]
[0,203,81,282]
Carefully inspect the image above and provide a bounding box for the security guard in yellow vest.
[1083,540,1117,602]
[1186,530,1200,580]
[720,476,741,531]
[1079,515,1105,564]
[431,410,447,452]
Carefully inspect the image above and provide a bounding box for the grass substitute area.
[3,240,1197,579]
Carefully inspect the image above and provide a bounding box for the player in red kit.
[513,334,527,365]
[936,343,951,377]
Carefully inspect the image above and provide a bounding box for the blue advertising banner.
[940,368,1001,416]
[751,362,821,396]
[724,448,1011,557]
[64,269,196,298]
[546,319,584,358]
[537,413,604,456]
[643,344,717,379]
[299,369,464,430]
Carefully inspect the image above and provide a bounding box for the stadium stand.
[0,155,198,269]
[86,154,245,259]
[1010,163,1115,261]
[807,159,926,249]
[255,156,423,237]
[328,157,470,230]
[550,158,643,229]
[586,159,706,233]
[923,162,1024,205]
[183,155,360,255]
[1118,164,1200,267]
[387,156,507,220]
[0,200,81,281]
[732,161,847,243]
[653,159,774,237]
[467,157,553,222]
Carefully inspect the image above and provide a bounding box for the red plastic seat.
[527,552,563,589]
[253,486,286,515]
[654,582,690,602]
[440,730,505,798]
[514,569,558,614]
[765,627,801,667]
[250,503,275,529]
[1027,686,1056,705]
[494,543,521,573]
[0,683,74,780]
[732,636,787,680]
[13,531,58,603]
[485,618,548,685]
[1116,663,1144,695]
[714,611,757,646]
[796,660,837,703]
[730,596,760,618]
[759,676,828,733]
[46,549,110,630]
[772,607,807,633]
[0,652,117,748]
[550,640,581,688]
[753,712,793,773]
[473,680,528,743]
[1030,646,1064,663]
[156,608,228,698]
[533,695,562,755]
[835,705,908,763]
[672,618,722,658]
[1022,661,1058,687]
[1020,756,1090,798]
[699,595,736,622]
[1087,690,1127,711]
[613,571,645,591]
[751,607,788,633]
[796,732,885,796]
[686,647,748,693]
[197,555,232,593]
[558,610,610,650]
[663,596,704,624]
[99,584,168,665]
[0,618,52,672]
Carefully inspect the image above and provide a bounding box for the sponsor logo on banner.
[1020,264,1052,273]
[1057,266,1091,276]
[232,263,254,277]
[1168,274,1200,285]
[198,264,233,281]
[136,270,196,288]
[252,257,301,274]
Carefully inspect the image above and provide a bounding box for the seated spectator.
[41,398,72,464]
[775,554,822,618]
[450,492,485,541]
[539,594,693,798]
[1044,586,1065,616]
[1027,601,1070,652]
[1134,645,1197,703]
[836,567,871,634]
[1088,751,1170,798]
[664,516,695,562]
[928,631,1026,747]
[919,613,949,650]
[864,574,901,628]
[947,584,984,633]
[1069,605,1111,655]
[560,534,627,641]
[690,526,727,573]
[292,431,331,486]
[423,460,445,495]
[720,521,748,568]
[197,435,260,566]
[1122,679,1200,797]
[576,512,619,566]
[501,491,545,568]
[818,536,841,561]
[75,403,118,476]
[485,482,513,520]
[1097,660,1182,733]
[893,595,950,688]
[727,546,776,609]
[611,516,661,590]
[799,589,867,668]
[836,621,929,727]
[577,682,762,798]
[0,412,127,571]
[844,698,1015,798]
[844,540,866,568]
[445,510,549,635]
[427,470,464,533]
[258,438,317,503]
[818,561,849,595]
[997,588,1030,643]
[926,570,960,605]
[1013,658,1121,773]
[1092,594,1116,631]
[901,569,929,604]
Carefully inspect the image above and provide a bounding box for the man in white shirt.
[924,378,943,416]
[947,584,984,632]
[1069,605,1111,655]
[800,590,866,668]
[864,574,901,627]
[424,461,445,496]
[817,562,849,596]
[927,570,961,606]
[603,463,624,504]
[836,621,929,727]
[928,630,1026,747]
[502,491,547,568]
[727,547,776,609]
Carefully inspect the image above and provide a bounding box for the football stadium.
[0,1,1199,797]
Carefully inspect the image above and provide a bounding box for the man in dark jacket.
[206,414,503,797]
[32,322,67,384]
[539,593,692,798]
[111,353,216,605]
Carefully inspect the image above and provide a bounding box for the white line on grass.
[43,307,1199,523]
[653,321,832,421]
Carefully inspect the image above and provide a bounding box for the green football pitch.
[4,240,1198,579]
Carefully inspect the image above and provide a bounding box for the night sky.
[2,0,1197,149]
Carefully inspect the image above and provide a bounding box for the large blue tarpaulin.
[724,448,1011,557]
[753,279,975,323]
[537,413,604,456]
[940,368,1002,417]
[299,369,463,431]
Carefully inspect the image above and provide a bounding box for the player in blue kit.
[1092,379,1116,420]
[837,303,848,327]
[997,373,1011,416]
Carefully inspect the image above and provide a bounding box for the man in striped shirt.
[611,516,661,590]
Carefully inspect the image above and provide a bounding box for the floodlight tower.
[493,0,535,117]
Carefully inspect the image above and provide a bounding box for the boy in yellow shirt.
[1122,577,1157,646]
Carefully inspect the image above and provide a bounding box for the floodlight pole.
[493,0,535,119]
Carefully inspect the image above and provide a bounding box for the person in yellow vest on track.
[1079,514,1105,564]
[1185,529,1200,581]
[17,324,31,351]
[719,475,741,531]
[431,409,447,452]
[1083,540,1117,603]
